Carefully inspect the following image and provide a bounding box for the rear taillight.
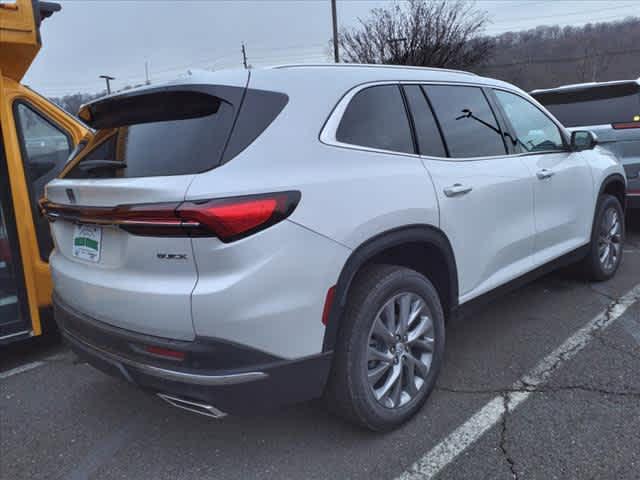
[612,122,640,130]
[177,192,300,242]
[42,191,300,242]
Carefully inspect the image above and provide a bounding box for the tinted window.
[66,87,287,179]
[533,84,640,127]
[336,85,414,154]
[403,85,446,157]
[495,90,565,153]
[68,101,234,179]
[15,103,71,260]
[424,85,506,158]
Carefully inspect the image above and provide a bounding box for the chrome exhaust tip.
[157,393,227,419]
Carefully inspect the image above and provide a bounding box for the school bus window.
[15,102,71,260]
[0,197,23,333]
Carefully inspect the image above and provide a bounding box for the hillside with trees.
[479,17,640,91]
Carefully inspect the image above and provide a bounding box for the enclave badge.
[157,253,188,260]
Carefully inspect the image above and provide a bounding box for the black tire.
[324,264,445,432]
[581,194,625,281]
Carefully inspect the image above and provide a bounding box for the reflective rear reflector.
[144,345,186,360]
[322,286,336,326]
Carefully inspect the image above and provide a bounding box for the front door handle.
[443,183,473,197]
[536,169,555,180]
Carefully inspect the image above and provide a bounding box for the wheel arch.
[598,173,626,211]
[322,225,459,352]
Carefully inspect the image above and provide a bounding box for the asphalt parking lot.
[2,221,639,480]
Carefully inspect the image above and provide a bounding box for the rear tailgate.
[46,177,199,340]
[45,72,248,340]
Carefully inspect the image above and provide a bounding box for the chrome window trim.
[320,80,571,163]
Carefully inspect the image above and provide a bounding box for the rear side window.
[533,84,640,128]
[336,85,414,154]
[403,85,446,157]
[425,85,506,159]
[66,87,287,179]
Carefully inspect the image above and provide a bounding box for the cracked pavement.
[1,226,639,480]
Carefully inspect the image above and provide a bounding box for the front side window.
[424,85,506,159]
[336,85,414,155]
[15,103,71,260]
[494,90,565,154]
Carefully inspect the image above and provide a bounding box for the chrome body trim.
[157,393,227,418]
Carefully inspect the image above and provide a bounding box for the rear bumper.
[54,294,332,415]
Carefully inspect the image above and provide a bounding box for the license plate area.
[72,224,102,263]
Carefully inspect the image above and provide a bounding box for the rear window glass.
[533,84,640,128]
[65,87,288,179]
[336,85,414,155]
[424,85,506,158]
[66,99,234,179]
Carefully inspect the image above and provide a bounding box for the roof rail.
[271,63,477,76]
[531,78,640,94]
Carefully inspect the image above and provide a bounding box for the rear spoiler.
[77,84,245,129]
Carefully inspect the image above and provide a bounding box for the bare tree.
[338,0,494,69]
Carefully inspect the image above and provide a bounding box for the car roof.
[255,63,524,95]
[271,63,477,76]
[175,64,521,91]
[80,64,528,117]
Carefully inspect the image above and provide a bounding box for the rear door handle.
[443,183,473,197]
[536,169,555,180]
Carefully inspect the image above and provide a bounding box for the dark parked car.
[531,79,640,209]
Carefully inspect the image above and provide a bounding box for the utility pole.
[241,42,248,69]
[99,75,115,94]
[331,0,339,63]
[144,61,150,85]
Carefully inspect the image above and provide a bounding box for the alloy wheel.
[598,207,622,273]
[366,292,434,409]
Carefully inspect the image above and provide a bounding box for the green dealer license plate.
[72,224,102,263]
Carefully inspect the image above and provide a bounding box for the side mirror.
[571,130,598,151]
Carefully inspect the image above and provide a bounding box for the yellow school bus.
[1,0,89,343]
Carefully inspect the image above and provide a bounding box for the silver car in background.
[531,79,640,210]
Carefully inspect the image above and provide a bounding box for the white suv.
[43,65,626,431]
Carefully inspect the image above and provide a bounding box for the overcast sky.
[22,0,639,97]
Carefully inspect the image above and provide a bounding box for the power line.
[486,11,638,34]
[485,47,640,69]
[488,3,638,26]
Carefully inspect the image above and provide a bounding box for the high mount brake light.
[41,191,301,242]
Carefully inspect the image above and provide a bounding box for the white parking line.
[397,283,640,480]
[0,361,45,380]
[0,352,73,380]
